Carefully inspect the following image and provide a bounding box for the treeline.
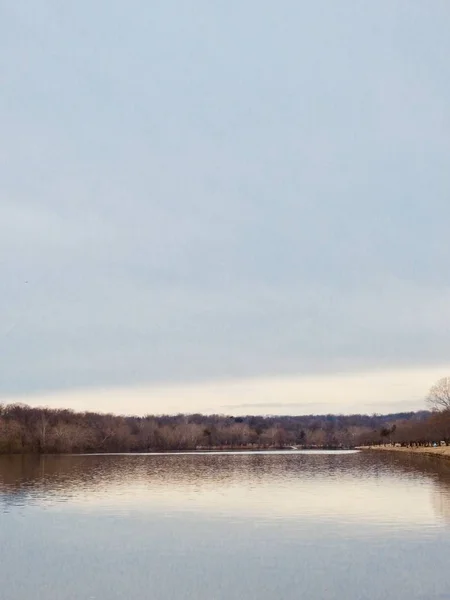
[360,409,450,447]
[0,402,433,454]
[361,377,450,448]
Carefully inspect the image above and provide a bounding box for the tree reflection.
[1,452,450,524]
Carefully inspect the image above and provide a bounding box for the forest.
[0,401,445,454]
[1,378,449,453]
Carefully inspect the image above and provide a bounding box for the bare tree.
[427,377,450,411]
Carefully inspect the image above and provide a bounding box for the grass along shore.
[361,445,450,460]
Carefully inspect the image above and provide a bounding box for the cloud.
[1,1,450,412]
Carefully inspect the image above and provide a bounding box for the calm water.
[1,450,450,600]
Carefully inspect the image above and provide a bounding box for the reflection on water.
[1,451,450,600]
[2,451,450,525]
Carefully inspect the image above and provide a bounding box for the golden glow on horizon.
[2,364,449,416]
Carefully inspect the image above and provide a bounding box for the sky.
[1,1,450,416]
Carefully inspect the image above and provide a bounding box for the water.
[1,450,450,600]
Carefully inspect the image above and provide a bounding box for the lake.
[1,450,450,600]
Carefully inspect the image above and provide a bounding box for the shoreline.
[360,445,450,460]
[0,448,357,458]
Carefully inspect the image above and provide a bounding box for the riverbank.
[361,445,450,460]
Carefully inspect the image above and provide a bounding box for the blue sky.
[1,1,450,414]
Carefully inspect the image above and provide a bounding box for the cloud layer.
[1,2,450,412]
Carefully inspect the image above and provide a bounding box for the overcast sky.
[1,1,450,415]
